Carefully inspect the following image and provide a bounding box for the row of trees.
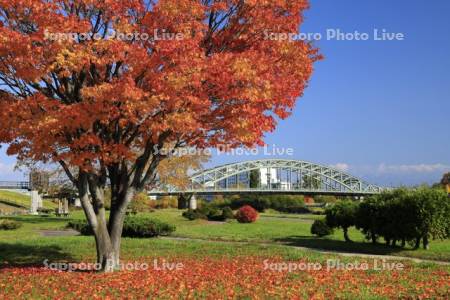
[325,187,450,249]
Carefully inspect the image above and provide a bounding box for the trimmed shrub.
[67,216,175,237]
[310,219,333,237]
[235,205,258,223]
[221,206,234,220]
[182,206,234,222]
[0,219,22,230]
[123,217,175,237]
[182,209,205,220]
[207,207,226,221]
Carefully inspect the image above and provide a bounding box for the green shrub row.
[324,187,450,249]
[67,216,175,238]
[182,205,234,221]
[218,195,309,213]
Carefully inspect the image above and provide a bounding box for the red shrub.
[236,205,259,223]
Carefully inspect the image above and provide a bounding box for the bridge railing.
[0,181,30,189]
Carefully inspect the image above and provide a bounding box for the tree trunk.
[61,144,163,273]
[77,173,122,272]
[108,188,136,268]
[343,227,351,242]
[391,239,397,247]
[94,220,116,272]
[370,231,377,244]
[423,235,429,250]
[413,237,421,249]
[401,239,406,248]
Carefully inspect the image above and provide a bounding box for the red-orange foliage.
[0,0,320,169]
[236,205,259,223]
[0,0,320,271]
[0,257,448,299]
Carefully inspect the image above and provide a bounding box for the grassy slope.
[0,190,57,209]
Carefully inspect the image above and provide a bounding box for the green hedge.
[219,195,309,213]
[67,216,175,238]
[182,205,234,221]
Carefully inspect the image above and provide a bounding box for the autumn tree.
[155,149,209,209]
[0,0,320,271]
[156,149,209,191]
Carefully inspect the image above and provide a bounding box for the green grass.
[0,190,58,210]
[1,209,449,266]
[144,209,450,262]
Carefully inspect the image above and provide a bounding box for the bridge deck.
[148,188,378,197]
[0,181,30,190]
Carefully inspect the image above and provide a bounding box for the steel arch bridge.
[151,159,385,196]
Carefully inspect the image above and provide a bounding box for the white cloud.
[327,162,449,176]
[377,163,450,174]
[330,163,350,172]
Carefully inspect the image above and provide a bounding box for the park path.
[160,236,450,266]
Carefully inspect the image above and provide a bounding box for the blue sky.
[1,0,449,186]
[210,0,450,186]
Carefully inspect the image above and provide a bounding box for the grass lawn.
[2,209,449,262]
[0,209,449,299]
[140,209,450,262]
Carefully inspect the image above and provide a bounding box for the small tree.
[325,200,358,242]
[355,196,383,244]
[413,187,450,249]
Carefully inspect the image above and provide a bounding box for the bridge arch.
[189,159,383,195]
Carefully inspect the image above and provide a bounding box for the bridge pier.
[30,190,42,215]
[189,195,197,210]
